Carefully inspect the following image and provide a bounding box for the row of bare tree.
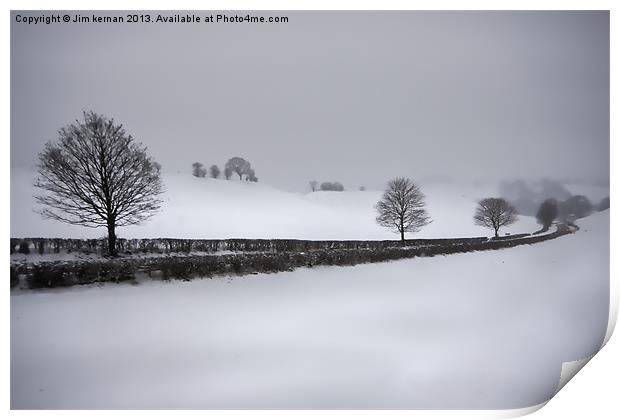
[309,180,345,192]
[192,157,258,182]
[375,177,608,241]
[33,111,604,255]
[374,178,519,241]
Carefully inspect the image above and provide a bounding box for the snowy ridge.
[11,170,544,240]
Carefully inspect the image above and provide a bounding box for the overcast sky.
[11,11,609,191]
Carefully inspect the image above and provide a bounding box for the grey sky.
[11,11,609,191]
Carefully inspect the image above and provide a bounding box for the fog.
[11,11,609,191]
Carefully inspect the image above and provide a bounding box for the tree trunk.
[494,227,499,238]
[107,223,117,256]
[400,229,405,242]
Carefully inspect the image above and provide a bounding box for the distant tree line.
[534,194,609,231]
[192,157,258,182]
[499,179,608,218]
[499,179,572,216]
[309,180,345,192]
[534,194,608,228]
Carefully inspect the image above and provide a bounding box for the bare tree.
[474,198,518,237]
[34,111,164,256]
[536,198,558,231]
[245,168,258,182]
[309,180,318,192]
[224,166,233,180]
[375,177,431,241]
[209,164,221,179]
[225,157,252,180]
[192,162,207,177]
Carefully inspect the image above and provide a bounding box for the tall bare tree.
[375,177,431,241]
[474,197,518,237]
[34,111,164,255]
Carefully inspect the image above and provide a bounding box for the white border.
[3,1,617,418]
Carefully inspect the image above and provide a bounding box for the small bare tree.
[224,166,233,180]
[375,177,431,241]
[192,162,207,177]
[209,164,221,179]
[474,198,518,237]
[309,180,318,192]
[34,111,164,256]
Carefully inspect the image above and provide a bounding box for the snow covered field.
[10,210,609,409]
[11,170,550,240]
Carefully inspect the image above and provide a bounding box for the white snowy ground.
[10,210,609,409]
[11,170,546,240]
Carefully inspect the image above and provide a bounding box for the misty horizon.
[11,11,609,192]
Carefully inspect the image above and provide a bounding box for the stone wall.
[10,225,574,289]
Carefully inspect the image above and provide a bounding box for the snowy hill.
[12,170,602,240]
[10,209,609,409]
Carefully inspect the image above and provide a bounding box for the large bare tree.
[34,111,164,255]
[375,177,431,241]
[474,197,518,237]
[225,157,252,180]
